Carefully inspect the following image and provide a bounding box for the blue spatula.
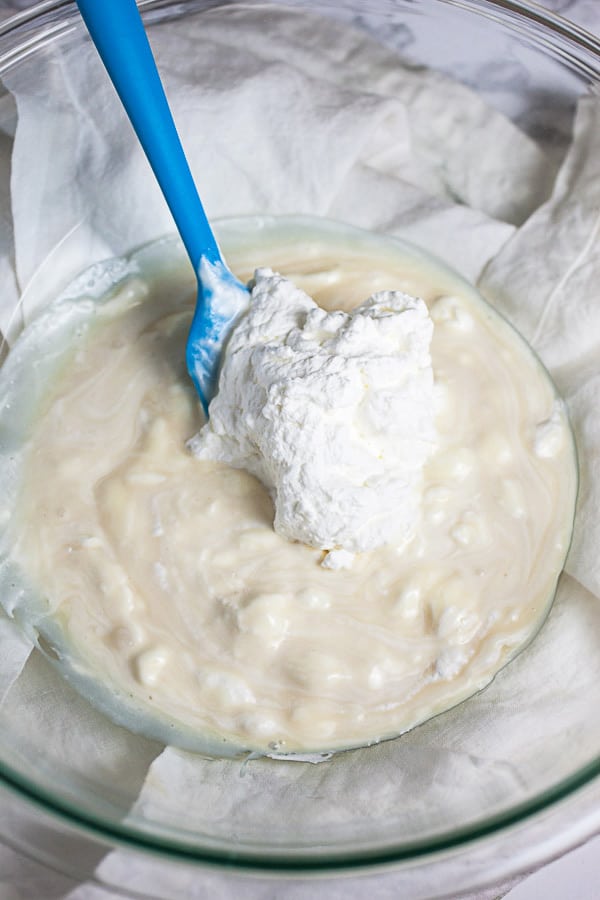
[76,0,250,415]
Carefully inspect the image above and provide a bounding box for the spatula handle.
[76,0,221,273]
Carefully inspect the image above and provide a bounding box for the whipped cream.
[190,268,437,562]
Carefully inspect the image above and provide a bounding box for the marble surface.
[0,1,599,899]
[0,0,597,28]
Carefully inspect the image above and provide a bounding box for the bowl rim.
[2,747,600,873]
[0,0,599,879]
[0,0,600,71]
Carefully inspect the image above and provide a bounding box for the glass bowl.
[1,1,600,897]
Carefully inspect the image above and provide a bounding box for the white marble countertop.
[0,1,599,899]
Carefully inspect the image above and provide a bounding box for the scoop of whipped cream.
[189,268,437,567]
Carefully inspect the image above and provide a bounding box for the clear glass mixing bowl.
[1,1,600,897]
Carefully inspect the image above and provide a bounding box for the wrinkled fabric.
[0,4,598,899]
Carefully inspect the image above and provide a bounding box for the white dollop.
[190,268,438,557]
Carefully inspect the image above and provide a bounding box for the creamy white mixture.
[0,218,577,755]
[192,268,437,568]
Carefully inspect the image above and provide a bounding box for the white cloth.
[0,2,599,899]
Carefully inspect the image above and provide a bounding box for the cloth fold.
[0,4,598,899]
